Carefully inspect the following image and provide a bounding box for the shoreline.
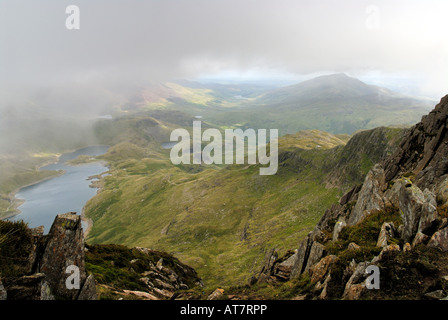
[1,170,66,220]
[1,144,110,222]
[81,170,110,239]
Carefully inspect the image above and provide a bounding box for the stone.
[332,217,347,241]
[424,290,445,300]
[318,274,332,300]
[3,273,54,300]
[290,234,312,279]
[257,248,278,283]
[274,251,298,280]
[377,222,396,248]
[39,212,87,300]
[428,227,448,251]
[412,232,429,248]
[342,262,370,300]
[304,242,325,273]
[309,255,337,284]
[399,182,438,243]
[371,244,401,263]
[207,288,224,300]
[348,164,386,226]
[78,274,98,300]
[123,290,158,300]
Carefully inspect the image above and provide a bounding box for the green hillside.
[84,118,403,288]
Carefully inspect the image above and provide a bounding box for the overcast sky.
[0,0,447,110]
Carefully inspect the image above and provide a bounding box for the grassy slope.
[84,123,397,288]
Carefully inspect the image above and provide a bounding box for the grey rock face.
[3,273,54,300]
[399,182,438,243]
[39,212,87,300]
[348,164,386,226]
[377,222,396,248]
[428,227,448,251]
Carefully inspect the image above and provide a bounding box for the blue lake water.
[9,146,109,234]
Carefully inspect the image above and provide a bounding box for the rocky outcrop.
[1,213,96,300]
[251,95,448,300]
[348,164,387,226]
[39,212,90,300]
[84,244,203,300]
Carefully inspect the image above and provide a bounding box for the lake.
[9,145,109,234]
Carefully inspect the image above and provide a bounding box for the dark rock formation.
[1,212,96,300]
[252,95,448,300]
[40,212,89,300]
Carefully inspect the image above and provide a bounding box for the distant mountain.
[210,74,436,135]
[127,73,435,135]
[257,73,406,103]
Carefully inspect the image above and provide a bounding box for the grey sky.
[0,0,447,110]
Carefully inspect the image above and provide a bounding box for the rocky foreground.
[251,95,448,300]
[0,212,202,300]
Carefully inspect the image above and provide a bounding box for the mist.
[1,0,447,154]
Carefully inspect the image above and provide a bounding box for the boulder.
[332,217,347,241]
[412,231,429,248]
[39,212,87,300]
[377,222,396,248]
[399,182,438,243]
[348,164,386,226]
[274,251,298,280]
[290,233,313,279]
[304,242,325,273]
[3,273,54,300]
[257,248,278,283]
[342,262,370,300]
[309,255,337,284]
[78,274,98,300]
[207,288,224,300]
[428,227,448,251]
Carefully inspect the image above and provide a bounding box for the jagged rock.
[428,227,448,251]
[348,164,386,226]
[342,261,371,300]
[291,234,312,279]
[4,273,54,300]
[399,182,439,243]
[78,274,98,300]
[412,232,429,248]
[339,185,362,206]
[207,288,224,300]
[332,217,347,241]
[377,222,396,248]
[371,244,401,263]
[39,212,88,300]
[435,176,448,205]
[383,95,448,188]
[0,278,7,300]
[123,290,159,300]
[257,248,278,283]
[318,273,332,300]
[304,242,325,273]
[274,251,298,280]
[424,290,445,300]
[309,255,337,284]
